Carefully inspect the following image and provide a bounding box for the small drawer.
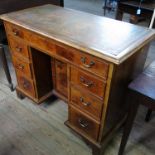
[56,46,75,61]
[5,22,24,38]
[71,67,106,98]
[70,87,103,121]
[56,45,109,79]
[8,36,29,58]
[77,53,109,79]
[69,106,100,140]
[26,31,56,54]
[16,72,35,97]
[12,56,32,78]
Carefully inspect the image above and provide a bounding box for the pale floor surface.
[0,0,155,155]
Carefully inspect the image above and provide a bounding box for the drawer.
[71,67,106,98]
[8,36,29,58]
[70,87,103,121]
[5,22,24,39]
[26,31,56,53]
[76,53,109,79]
[12,56,32,79]
[16,72,35,97]
[56,46,75,61]
[56,46,109,78]
[69,106,100,140]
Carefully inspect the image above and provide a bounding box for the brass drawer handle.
[17,64,24,70]
[81,57,95,68]
[80,76,93,87]
[78,118,88,128]
[16,47,22,52]
[23,81,29,89]
[80,97,91,106]
[12,29,19,36]
[56,61,63,69]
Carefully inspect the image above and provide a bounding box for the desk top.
[1,4,155,64]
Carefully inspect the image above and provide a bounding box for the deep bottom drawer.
[69,106,100,140]
[16,72,35,97]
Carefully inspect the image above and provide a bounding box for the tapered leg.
[60,0,64,7]
[92,147,103,155]
[115,10,123,21]
[16,90,25,99]
[118,92,139,155]
[0,44,14,91]
[145,109,152,122]
[103,0,108,16]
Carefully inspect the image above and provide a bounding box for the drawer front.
[70,87,103,121]
[71,67,106,98]
[56,46,75,61]
[12,56,32,79]
[56,46,109,78]
[5,22,24,39]
[76,53,109,79]
[8,36,29,58]
[16,72,35,97]
[53,60,68,97]
[69,106,100,140]
[26,31,56,54]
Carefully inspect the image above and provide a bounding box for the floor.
[0,0,155,155]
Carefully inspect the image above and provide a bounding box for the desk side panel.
[100,44,149,142]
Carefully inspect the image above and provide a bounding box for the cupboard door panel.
[53,59,68,98]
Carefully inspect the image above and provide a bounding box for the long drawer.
[56,45,109,79]
[70,86,103,121]
[69,106,100,140]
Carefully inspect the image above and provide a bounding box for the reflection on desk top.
[0,4,155,64]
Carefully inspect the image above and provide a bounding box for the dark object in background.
[135,0,154,3]
[0,0,63,14]
[116,0,155,27]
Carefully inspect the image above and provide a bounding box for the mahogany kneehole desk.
[1,4,155,155]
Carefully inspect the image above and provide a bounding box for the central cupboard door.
[52,59,68,98]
